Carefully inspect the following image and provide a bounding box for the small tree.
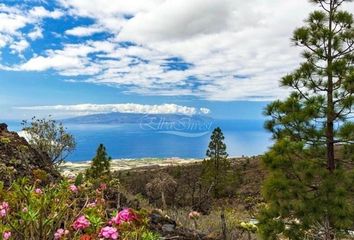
[145,173,177,209]
[86,144,111,179]
[22,116,76,165]
[201,127,231,198]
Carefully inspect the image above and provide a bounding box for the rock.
[162,224,176,233]
[0,123,60,186]
[149,210,216,240]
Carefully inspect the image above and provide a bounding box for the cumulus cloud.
[28,6,63,19]
[10,39,29,54]
[65,25,105,37]
[16,103,210,116]
[28,26,43,40]
[0,4,64,50]
[2,1,354,101]
[19,41,115,75]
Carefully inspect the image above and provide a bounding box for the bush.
[0,178,159,240]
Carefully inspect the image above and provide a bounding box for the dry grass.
[165,204,258,240]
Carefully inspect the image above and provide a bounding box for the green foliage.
[21,116,76,165]
[259,1,354,239]
[141,230,160,240]
[0,178,80,239]
[258,139,354,239]
[201,127,232,198]
[0,178,159,240]
[86,144,111,179]
[0,137,11,145]
[75,172,84,186]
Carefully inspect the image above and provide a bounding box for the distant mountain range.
[63,112,212,125]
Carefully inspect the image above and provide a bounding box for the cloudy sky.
[1,0,352,120]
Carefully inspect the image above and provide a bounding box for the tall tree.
[202,127,231,198]
[258,0,354,239]
[22,117,76,165]
[86,144,111,179]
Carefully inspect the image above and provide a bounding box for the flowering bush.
[111,208,138,225]
[0,202,9,218]
[188,211,200,220]
[99,226,119,239]
[54,229,69,240]
[72,216,91,230]
[0,178,160,240]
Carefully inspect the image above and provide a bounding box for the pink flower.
[22,207,28,213]
[72,215,91,230]
[110,208,138,225]
[188,211,200,219]
[69,184,78,193]
[3,231,11,240]
[0,202,10,218]
[100,183,107,191]
[86,202,96,208]
[54,228,69,240]
[99,226,118,239]
[35,188,43,195]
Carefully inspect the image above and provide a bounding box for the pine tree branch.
[333,42,354,58]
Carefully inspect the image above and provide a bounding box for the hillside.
[0,123,60,186]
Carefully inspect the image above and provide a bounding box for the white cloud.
[58,0,162,32]
[65,25,105,37]
[10,39,29,54]
[19,41,115,75]
[0,4,29,42]
[28,6,63,19]
[2,1,354,101]
[48,0,319,100]
[28,26,43,40]
[20,55,82,71]
[16,103,210,116]
[0,4,64,51]
[200,108,210,114]
[119,0,235,42]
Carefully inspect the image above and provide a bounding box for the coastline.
[59,157,204,176]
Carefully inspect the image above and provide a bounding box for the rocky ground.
[0,123,60,186]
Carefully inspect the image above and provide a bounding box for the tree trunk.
[324,2,336,239]
[323,216,335,240]
[161,190,167,209]
[220,207,227,240]
[326,0,335,172]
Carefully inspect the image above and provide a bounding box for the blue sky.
[1,0,351,120]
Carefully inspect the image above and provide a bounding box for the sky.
[1,0,353,120]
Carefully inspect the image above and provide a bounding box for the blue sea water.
[4,119,272,162]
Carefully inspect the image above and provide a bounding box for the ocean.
[4,119,272,162]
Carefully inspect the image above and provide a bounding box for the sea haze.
[3,113,272,162]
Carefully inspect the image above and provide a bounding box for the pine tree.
[258,1,354,239]
[86,144,111,179]
[202,127,231,198]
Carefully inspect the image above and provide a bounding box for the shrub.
[0,178,159,240]
[0,137,11,145]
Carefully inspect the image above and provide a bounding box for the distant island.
[63,112,213,125]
